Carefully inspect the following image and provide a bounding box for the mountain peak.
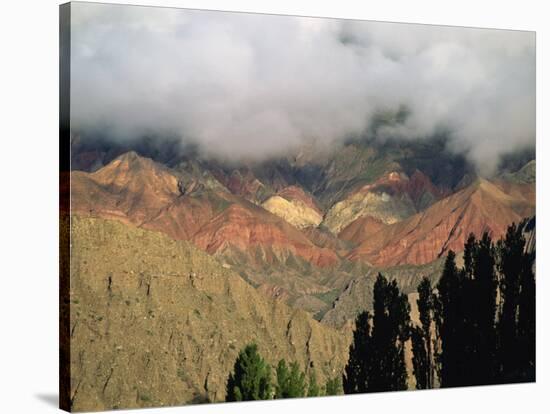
[118,150,139,160]
[113,150,156,169]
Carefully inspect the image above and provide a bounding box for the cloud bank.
[70,3,535,172]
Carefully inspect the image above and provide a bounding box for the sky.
[70,2,536,173]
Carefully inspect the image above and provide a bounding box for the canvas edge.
[60,2,72,412]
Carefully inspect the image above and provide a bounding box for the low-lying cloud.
[70,3,535,173]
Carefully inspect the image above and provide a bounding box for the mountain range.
[66,136,535,408]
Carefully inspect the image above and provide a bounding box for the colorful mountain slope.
[323,170,443,234]
[70,151,180,224]
[192,203,338,268]
[348,179,535,266]
[262,185,323,229]
[71,152,339,270]
[70,152,231,240]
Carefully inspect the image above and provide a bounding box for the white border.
[0,1,547,413]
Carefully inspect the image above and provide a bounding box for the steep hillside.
[71,153,234,242]
[192,203,338,268]
[70,151,180,224]
[323,170,442,234]
[338,216,388,246]
[262,186,323,229]
[69,152,354,319]
[500,159,536,184]
[209,166,272,203]
[348,179,535,266]
[68,150,535,324]
[322,259,445,328]
[71,152,338,271]
[68,216,351,411]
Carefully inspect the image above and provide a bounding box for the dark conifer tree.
[413,277,435,388]
[455,232,499,385]
[275,359,289,398]
[411,326,429,389]
[471,232,498,385]
[343,311,373,394]
[369,273,410,392]
[517,257,535,381]
[497,223,525,381]
[428,223,535,388]
[435,250,469,387]
[497,221,536,382]
[343,274,410,394]
[226,343,272,401]
[460,234,478,384]
[287,362,306,397]
[433,223,535,387]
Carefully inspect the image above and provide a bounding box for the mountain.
[500,159,536,184]
[347,178,536,266]
[322,170,443,234]
[70,151,181,224]
[69,150,536,315]
[192,202,337,268]
[67,216,351,411]
[71,152,342,286]
[209,166,272,203]
[321,259,445,328]
[67,137,536,406]
[70,152,230,240]
[338,215,388,246]
[261,185,323,229]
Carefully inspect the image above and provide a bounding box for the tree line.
[225,343,342,401]
[344,220,535,392]
[224,220,535,401]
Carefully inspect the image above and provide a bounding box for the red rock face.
[141,195,219,240]
[406,170,449,207]
[347,179,535,266]
[70,152,228,240]
[338,216,388,245]
[192,203,339,268]
[70,151,534,270]
[70,151,338,269]
[70,152,180,224]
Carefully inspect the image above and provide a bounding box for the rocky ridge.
[68,216,351,411]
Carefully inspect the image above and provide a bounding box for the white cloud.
[70,3,535,171]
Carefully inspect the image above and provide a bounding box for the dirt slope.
[68,216,351,411]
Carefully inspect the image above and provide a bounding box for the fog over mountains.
[71,3,535,173]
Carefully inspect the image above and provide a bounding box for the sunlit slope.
[68,216,351,411]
